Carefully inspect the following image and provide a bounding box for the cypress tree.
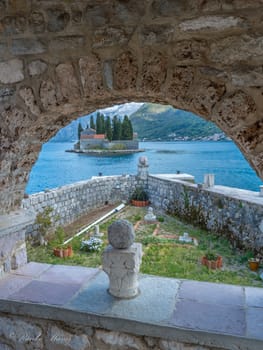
[77,122,83,140]
[116,118,122,140]
[90,115,95,130]
[96,112,102,134]
[122,115,133,140]
[128,118,133,140]
[112,115,118,140]
[101,114,105,134]
[105,116,112,141]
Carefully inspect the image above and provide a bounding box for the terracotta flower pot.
[63,247,69,258]
[248,259,259,271]
[201,255,223,269]
[67,246,73,257]
[53,248,63,258]
[131,199,149,207]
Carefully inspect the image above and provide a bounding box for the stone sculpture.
[102,219,142,298]
[144,207,156,222]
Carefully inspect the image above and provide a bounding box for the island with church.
[67,113,143,155]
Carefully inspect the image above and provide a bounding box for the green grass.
[27,207,263,287]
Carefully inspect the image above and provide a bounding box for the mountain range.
[50,102,226,142]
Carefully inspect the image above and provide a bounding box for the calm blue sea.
[26,141,262,194]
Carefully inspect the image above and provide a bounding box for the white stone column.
[102,220,142,298]
[204,174,215,188]
[137,156,149,181]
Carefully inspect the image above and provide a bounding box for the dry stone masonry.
[1,1,263,213]
[20,157,263,255]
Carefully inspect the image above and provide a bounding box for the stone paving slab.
[38,264,99,285]
[171,299,246,336]
[11,261,51,278]
[0,274,32,299]
[0,263,263,347]
[245,287,263,307]
[9,280,81,306]
[246,307,263,340]
[67,271,116,314]
[179,280,245,306]
[109,275,180,323]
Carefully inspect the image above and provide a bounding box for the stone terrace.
[0,262,262,350]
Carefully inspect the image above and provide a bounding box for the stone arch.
[1,0,263,213]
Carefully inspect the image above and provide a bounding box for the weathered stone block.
[0,59,24,84]
[151,0,187,18]
[46,325,90,350]
[141,52,167,92]
[95,330,145,350]
[0,317,42,347]
[11,242,27,269]
[11,38,46,55]
[28,60,47,76]
[92,26,133,48]
[210,35,263,65]
[179,16,242,32]
[79,55,103,97]
[1,15,27,35]
[49,36,84,51]
[19,87,40,116]
[56,63,80,101]
[0,87,15,99]
[114,51,138,90]
[29,11,46,33]
[167,66,194,108]
[139,25,175,45]
[47,7,70,32]
[40,80,57,110]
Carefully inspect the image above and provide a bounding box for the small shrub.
[158,216,164,222]
[35,206,59,245]
[81,237,103,252]
[204,251,218,261]
[131,187,149,201]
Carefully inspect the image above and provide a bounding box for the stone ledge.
[0,263,262,350]
[0,209,35,238]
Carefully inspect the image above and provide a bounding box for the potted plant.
[131,187,149,207]
[52,226,73,258]
[248,257,260,271]
[201,251,223,269]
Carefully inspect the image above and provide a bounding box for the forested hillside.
[130,103,224,141]
[51,103,226,142]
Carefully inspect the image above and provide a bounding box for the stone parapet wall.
[21,169,263,253]
[148,175,263,253]
[0,210,35,275]
[0,313,237,350]
[21,175,137,235]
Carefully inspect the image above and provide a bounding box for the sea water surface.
[26,141,262,194]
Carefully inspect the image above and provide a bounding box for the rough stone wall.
[0,229,27,276]
[22,175,137,235]
[0,210,35,275]
[21,171,263,253]
[148,176,263,254]
[0,313,230,350]
[1,1,263,213]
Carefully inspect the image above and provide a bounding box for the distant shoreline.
[66,149,145,156]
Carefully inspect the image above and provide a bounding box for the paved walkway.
[0,262,263,348]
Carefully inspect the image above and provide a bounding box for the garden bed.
[27,206,263,287]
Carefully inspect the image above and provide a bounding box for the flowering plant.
[81,237,103,252]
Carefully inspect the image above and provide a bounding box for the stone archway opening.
[1,1,263,214]
[25,102,262,196]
